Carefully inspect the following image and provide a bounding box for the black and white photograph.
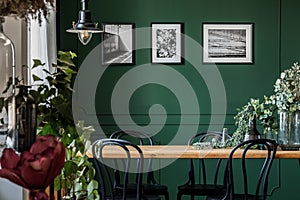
[203,23,253,63]
[102,23,135,65]
[151,23,183,64]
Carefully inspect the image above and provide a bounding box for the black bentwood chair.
[206,138,278,200]
[177,131,230,200]
[91,138,144,200]
[110,130,169,200]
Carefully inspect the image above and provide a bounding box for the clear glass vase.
[278,110,300,150]
[0,17,16,154]
[264,127,276,140]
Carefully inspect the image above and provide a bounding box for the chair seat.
[142,195,162,200]
[106,195,160,200]
[143,183,169,194]
[178,184,226,196]
[206,193,263,200]
[115,184,162,200]
[177,132,230,200]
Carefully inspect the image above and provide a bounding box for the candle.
[222,128,227,145]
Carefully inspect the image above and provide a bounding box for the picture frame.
[102,23,135,65]
[151,23,183,64]
[202,23,253,64]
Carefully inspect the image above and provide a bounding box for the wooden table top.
[87,145,300,159]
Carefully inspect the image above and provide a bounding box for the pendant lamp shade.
[66,0,102,45]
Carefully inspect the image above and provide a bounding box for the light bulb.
[78,30,92,45]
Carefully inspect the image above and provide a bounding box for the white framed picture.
[202,23,253,64]
[151,23,183,64]
[102,23,135,65]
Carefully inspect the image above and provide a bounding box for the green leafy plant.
[274,62,300,112]
[229,97,278,146]
[257,95,278,132]
[55,121,99,200]
[30,51,99,200]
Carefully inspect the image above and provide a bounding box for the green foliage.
[274,62,300,112]
[56,122,99,200]
[30,51,77,137]
[30,51,99,200]
[229,97,278,147]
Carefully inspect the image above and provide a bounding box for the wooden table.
[87,145,299,198]
[87,145,300,159]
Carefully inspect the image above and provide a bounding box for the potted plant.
[230,97,277,146]
[30,51,99,199]
[232,98,261,144]
[274,62,300,149]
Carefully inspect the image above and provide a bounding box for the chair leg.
[164,192,169,200]
[177,192,182,200]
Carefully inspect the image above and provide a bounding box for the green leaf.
[64,160,78,176]
[2,77,13,94]
[32,59,45,68]
[0,97,4,111]
[87,180,98,196]
[39,124,56,136]
[32,74,43,82]
[54,176,62,191]
[78,157,85,167]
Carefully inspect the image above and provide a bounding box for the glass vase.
[15,85,37,152]
[244,116,260,141]
[264,127,276,140]
[0,17,16,154]
[278,110,300,150]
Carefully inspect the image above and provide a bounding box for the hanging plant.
[0,0,55,24]
[229,97,278,146]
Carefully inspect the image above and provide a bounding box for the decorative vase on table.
[278,110,300,150]
[0,16,16,154]
[264,127,276,140]
[244,116,260,141]
[15,85,37,152]
[0,17,36,153]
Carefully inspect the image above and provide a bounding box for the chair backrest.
[110,130,153,146]
[224,139,277,200]
[110,130,157,184]
[188,131,230,185]
[188,131,230,146]
[92,138,144,200]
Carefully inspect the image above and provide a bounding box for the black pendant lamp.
[67,0,102,45]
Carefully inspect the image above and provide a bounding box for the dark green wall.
[59,0,300,199]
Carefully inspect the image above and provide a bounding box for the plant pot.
[278,110,300,150]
